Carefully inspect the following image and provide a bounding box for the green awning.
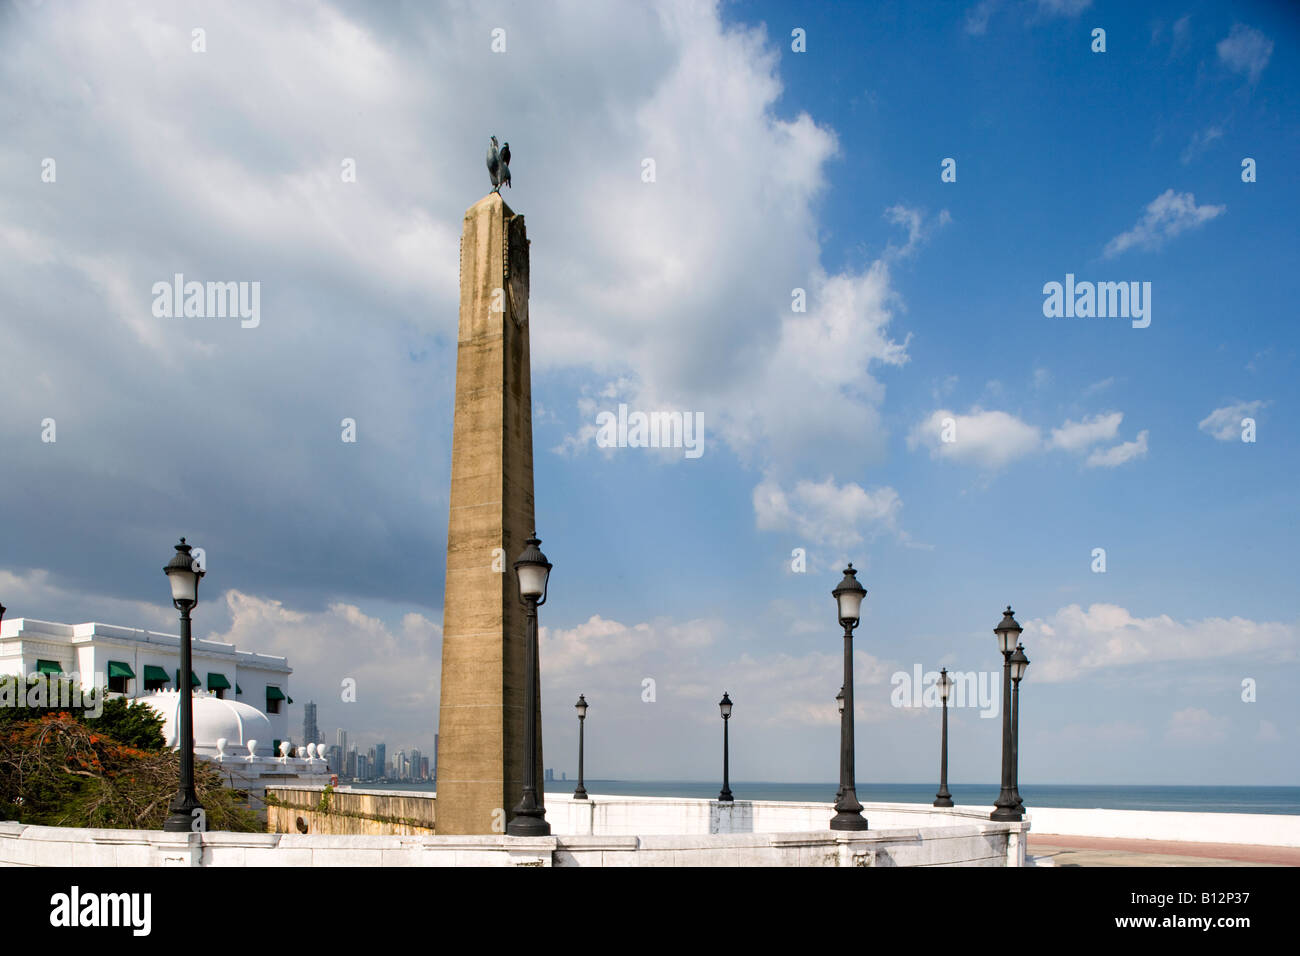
[176,669,200,687]
[287,696,294,705]
[207,672,231,691]
[108,661,135,679]
[143,665,170,683]
[236,684,243,695]
[35,659,62,675]
[265,686,286,701]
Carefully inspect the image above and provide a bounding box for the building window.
[207,672,232,700]
[107,661,135,695]
[266,685,285,714]
[143,665,169,692]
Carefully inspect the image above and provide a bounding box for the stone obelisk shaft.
[436,192,543,834]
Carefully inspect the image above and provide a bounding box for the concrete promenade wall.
[266,786,435,835]
[0,789,1028,866]
[265,787,1300,850]
[1027,806,1300,847]
[0,819,1023,867]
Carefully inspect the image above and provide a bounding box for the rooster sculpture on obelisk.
[486,135,511,192]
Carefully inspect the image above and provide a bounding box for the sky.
[1,0,1297,788]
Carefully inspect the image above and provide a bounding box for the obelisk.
[435,192,544,834]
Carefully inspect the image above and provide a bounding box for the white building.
[0,618,293,753]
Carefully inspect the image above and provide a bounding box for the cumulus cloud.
[1199,401,1266,441]
[753,476,904,553]
[1085,429,1148,467]
[909,407,1147,471]
[1026,603,1297,683]
[907,408,1041,468]
[207,590,443,750]
[1217,23,1273,83]
[0,0,922,609]
[1103,189,1226,258]
[1049,412,1123,452]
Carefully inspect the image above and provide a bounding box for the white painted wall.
[1027,806,1300,847]
[0,818,1023,868]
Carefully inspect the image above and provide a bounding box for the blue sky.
[1,0,1296,787]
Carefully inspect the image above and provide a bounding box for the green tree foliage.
[0,676,164,749]
[0,677,259,832]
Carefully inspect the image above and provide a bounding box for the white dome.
[137,690,275,757]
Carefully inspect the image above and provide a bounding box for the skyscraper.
[302,701,319,746]
[410,748,422,782]
[375,742,386,781]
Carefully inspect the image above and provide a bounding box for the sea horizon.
[342,780,1300,815]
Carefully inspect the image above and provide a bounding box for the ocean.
[352,780,1300,815]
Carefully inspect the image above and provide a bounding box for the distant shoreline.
[336,780,1300,815]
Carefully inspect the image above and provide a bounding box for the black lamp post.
[933,667,954,807]
[717,692,734,802]
[835,686,845,802]
[1010,643,1029,812]
[573,694,588,800]
[507,534,551,836]
[162,537,205,832]
[991,606,1023,822]
[830,564,868,830]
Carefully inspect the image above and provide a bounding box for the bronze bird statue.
[486,135,512,192]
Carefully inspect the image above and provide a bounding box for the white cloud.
[1199,401,1266,441]
[1167,707,1227,744]
[907,408,1041,468]
[1103,189,1225,258]
[753,476,903,552]
[909,407,1147,471]
[2,0,923,605]
[1026,603,1297,683]
[964,0,1000,36]
[1180,125,1223,164]
[540,614,715,675]
[1085,429,1148,467]
[1049,412,1123,452]
[0,567,178,632]
[1217,23,1273,83]
[208,591,443,749]
[1035,0,1091,15]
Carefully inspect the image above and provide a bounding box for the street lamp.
[573,694,588,800]
[507,534,551,836]
[835,685,845,802]
[991,606,1023,822]
[933,667,954,808]
[830,564,868,831]
[717,692,734,802]
[1010,643,1030,811]
[162,537,205,832]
